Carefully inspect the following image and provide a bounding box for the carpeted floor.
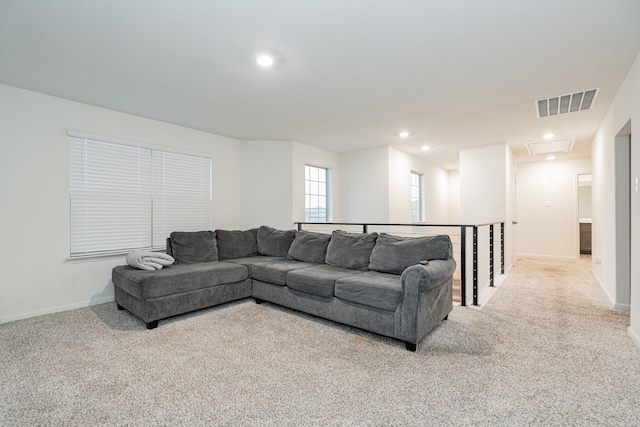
[1,257,639,426]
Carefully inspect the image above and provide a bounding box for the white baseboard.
[590,268,631,312]
[629,327,640,351]
[1,295,115,324]
[614,303,631,312]
[468,274,508,310]
[516,253,578,260]
[591,269,616,306]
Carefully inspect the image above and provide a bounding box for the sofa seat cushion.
[252,260,317,286]
[226,255,285,266]
[287,265,366,298]
[226,255,286,276]
[112,262,248,300]
[335,271,402,312]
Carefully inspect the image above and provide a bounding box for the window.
[305,164,328,222]
[410,171,423,222]
[69,134,212,256]
[151,150,212,247]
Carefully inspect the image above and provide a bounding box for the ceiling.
[2,0,640,170]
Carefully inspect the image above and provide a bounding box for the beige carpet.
[1,257,639,426]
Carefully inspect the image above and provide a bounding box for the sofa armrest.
[400,259,456,293]
[399,258,456,347]
[166,237,173,257]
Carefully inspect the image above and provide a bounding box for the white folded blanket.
[126,251,175,271]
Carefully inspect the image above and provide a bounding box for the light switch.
[544,201,551,207]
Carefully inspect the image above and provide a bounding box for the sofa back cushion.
[287,230,331,263]
[257,226,296,257]
[215,228,259,260]
[368,233,453,274]
[325,230,378,270]
[169,231,218,264]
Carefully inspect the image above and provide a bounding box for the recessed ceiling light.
[547,155,556,160]
[255,54,274,67]
[421,145,430,151]
[399,131,410,138]
[543,133,555,139]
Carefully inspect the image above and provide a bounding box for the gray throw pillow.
[257,226,296,257]
[215,228,258,260]
[368,233,453,274]
[325,230,378,270]
[169,231,218,264]
[287,230,331,263]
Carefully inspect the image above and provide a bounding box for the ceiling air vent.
[525,137,575,156]
[536,89,599,118]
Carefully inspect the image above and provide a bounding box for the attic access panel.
[536,89,599,118]
[525,137,575,156]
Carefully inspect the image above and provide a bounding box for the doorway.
[577,174,592,255]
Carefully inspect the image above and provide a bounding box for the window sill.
[66,248,165,263]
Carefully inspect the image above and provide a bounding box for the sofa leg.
[146,320,159,329]
[254,298,265,305]
[404,341,417,352]
[116,303,125,311]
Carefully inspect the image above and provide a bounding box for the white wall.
[505,146,517,270]
[591,48,640,345]
[448,170,461,224]
[578,185,592,219]
[387,147,449,224]
[516,157,591,259]
[459,144,507,224]
[592,119,620,307]
[340,146,450,224]
[0,84,343,323]
[0,84,242,323]
[240,141,294,230]
[292,142,342,224]
[340,147,390,222]
[239,141,341,230]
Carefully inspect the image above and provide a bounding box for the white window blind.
[69,135,212,256]
[152,150,212,246]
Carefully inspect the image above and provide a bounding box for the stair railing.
[294,221,505,306]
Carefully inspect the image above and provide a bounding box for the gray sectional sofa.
[112,226,456,351]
